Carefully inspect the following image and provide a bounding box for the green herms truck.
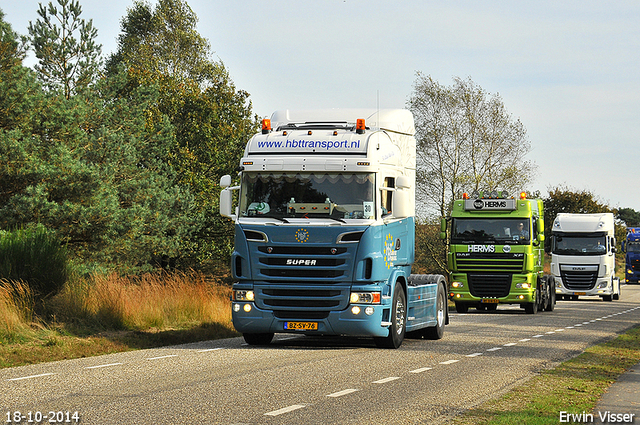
[441,190,556,314]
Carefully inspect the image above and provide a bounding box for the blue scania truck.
[623,227,640,284]
[219,109,447,348]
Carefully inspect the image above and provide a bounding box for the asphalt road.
[2,285,640,424]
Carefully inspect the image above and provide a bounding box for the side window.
[532,216,538,241]
[381,177,394,217]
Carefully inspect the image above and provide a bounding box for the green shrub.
[0,225,69,298]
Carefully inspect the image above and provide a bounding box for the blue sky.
[3,1,640,212]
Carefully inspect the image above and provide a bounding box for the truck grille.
[468,274,512,298]
[560,267,598,290]
[256,285,349,312]
[256,246,349,280]
[456,253,524,273]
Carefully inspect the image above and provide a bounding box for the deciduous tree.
[408,73,535,218]
[107,0,259,268]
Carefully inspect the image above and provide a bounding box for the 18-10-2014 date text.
[6,411,79,423]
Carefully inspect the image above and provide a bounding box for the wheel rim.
[394,298,405,335]
[436,294,445,326]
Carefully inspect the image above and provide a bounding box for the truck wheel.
[544,277,555,312]
[374,283,406,349]
[525,287,539,314]
[455,302,469,313]
[424,283,446,340]
[243,333,274,346]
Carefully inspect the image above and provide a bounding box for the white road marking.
[487,347,502,352]
[327,389,359,397]
[503,343,517,346]
[520,338,531,342]
[86,363,122,369]
[466,353,483,357]
[555,329,565,332]
[264,405,306,416]
[146,354,178,360]
[197,348,223,352]
[532,335,544,338]
[410,367,433,373]
[440,360,460,365]
[373,376,400,384]
[7,373,55,381]
[546,331,555,334]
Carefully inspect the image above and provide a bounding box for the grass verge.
[451,325,640,425]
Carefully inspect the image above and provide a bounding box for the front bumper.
[555,277,613,296]
[231,302,391,338]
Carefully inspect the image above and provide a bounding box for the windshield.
[628,242,640,253]
[451,218,531,244]
[552,233,607,255]
[239,172,375,220]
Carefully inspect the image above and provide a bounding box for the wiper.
[263,215,289,223]
[326,216,346,224]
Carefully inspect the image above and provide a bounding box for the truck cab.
[622,227,640,284]
[551,213,621,301]
[443,191,555,314]
[220,109,447,348]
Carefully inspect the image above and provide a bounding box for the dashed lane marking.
[264,405,306,416]
[327,389,359,398]
[146,355,178,360]
[86,363,123,369]
[373,376,401,384]
[410,367,433,373]
[7,373,55,381]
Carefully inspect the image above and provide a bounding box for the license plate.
[574,292,586,296]
[284,321,318,331]
[481,298,499,304]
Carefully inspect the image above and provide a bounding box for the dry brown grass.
[0,271,238,368]
[53,270,233,331]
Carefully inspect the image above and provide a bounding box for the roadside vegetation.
[0,270,238,368]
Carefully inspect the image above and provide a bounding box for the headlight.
[234,290,255,301]
[451,281,464,288]
[515,282,531,289]
[350,292,381,304]
[597,281,608,289]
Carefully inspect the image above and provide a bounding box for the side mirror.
[220,175,232,189]
[440,217,447,240]
[396,175,411,189]
[220,189,237,220]
[392,188,410,219]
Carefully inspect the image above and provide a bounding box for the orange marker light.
[356,118,365,134]
[261,119,271,134]
[462,193,470,200]
[520,191,527,199]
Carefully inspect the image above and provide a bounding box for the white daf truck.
[551,213,620,301]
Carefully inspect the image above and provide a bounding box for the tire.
[243,333,274,346]
[525,287,539,314]
[544,277,555,312]
[374,283,406,349]
[424,283,446,340]
[455,302,469,313]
